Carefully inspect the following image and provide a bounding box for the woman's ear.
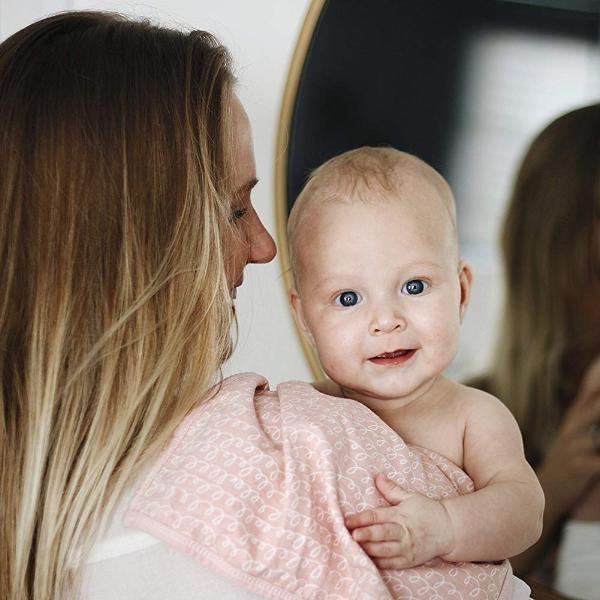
[458,261,473,323]
[289,288,315,345]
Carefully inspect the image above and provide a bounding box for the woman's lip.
[369,349,417,366]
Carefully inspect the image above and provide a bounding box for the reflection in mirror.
[277,0,600,381]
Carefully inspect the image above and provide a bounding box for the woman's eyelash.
[230,207,247,222]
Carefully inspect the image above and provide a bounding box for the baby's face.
[291,177,471,408]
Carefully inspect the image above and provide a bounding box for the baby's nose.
[369,304,406,335]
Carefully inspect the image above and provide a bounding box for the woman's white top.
[81,484,261,599]
[555,520,600,600]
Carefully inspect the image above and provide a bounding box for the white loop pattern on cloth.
[124,373,512,599]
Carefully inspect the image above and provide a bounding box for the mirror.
[276,0,600,380]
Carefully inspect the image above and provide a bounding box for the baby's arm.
[345,389,544,568]
[438,389,544,561]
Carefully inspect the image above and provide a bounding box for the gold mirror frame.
[274,0,327,380]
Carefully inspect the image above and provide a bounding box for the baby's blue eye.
[335,290,362,307]
[402,279,427,295]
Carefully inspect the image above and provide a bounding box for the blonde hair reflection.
[490,104,600,465]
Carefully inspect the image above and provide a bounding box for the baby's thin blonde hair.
[0,12,238,599]
[287,146,456,282]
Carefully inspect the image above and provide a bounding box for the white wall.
[0,0,314,385]
[0,0,72,39]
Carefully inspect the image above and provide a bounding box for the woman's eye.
[230,207,247,222]
[335,290,362,307]
[402,279,428,295]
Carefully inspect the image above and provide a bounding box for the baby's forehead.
[292,197,459,295]
[297,167,455,231]
[288,149,458,281]
[306,149,451,209]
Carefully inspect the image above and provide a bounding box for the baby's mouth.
[369,349,416,365]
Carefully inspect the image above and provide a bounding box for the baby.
[287,147,544,569]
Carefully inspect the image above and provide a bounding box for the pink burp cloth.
[124,373,513,599]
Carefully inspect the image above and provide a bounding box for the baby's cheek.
[317,351,351,388]
[427,314,461,360]
[314,329,358,380]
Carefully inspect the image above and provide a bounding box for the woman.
[0,12,275,599]
[470,104,600,600]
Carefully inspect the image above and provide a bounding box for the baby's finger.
[374,473,413,504]
[345,506,401,529]
[360,540,404,558]
[373,556,414,570]
[351,522,405,543]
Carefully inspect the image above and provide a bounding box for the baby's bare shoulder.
[450,381,508,411]
[442,381,516,431]
[448,383,525,460]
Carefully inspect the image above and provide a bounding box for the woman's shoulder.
[211,372,270,397]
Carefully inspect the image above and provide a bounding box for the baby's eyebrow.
[317,261,444,282]
[399,259,446,271]
[312,274,357,289]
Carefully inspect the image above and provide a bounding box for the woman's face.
[227,96,276,296]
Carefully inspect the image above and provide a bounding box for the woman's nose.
[369,303,406,335]
[248,214,276,264]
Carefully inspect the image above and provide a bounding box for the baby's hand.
[344,474,455,569]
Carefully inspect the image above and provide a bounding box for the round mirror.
[276,0,600,379]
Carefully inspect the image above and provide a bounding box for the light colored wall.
[0,0,72,39]
[0,0,314,386]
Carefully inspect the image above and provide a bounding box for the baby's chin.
[337,374,444,411]
[338,382,414,407]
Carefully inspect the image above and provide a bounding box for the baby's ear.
[289,288,315,345]
[458,261,473,323]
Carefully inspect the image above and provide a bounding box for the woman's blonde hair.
[0,12,238,599]
[490,104,600,466]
